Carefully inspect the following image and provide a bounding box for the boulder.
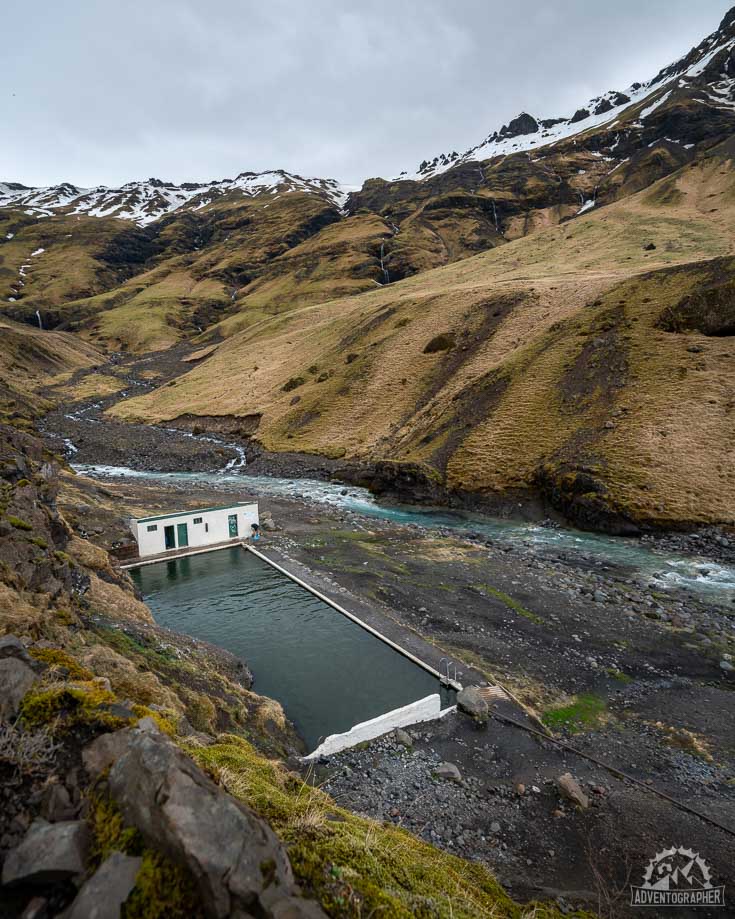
[39,781,76,822]
[394,728,413,747]
[0,634,31,662]
[433,762,462,783]
[0,657,38,721]
[2,819,89,886]
[456,686,489,722]
[83,729,136,776]
[108,726,296,917]
[66,851,142,919]
[556,773,589,809]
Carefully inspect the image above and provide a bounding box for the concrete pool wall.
[124,542,459,754]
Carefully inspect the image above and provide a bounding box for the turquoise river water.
[79,463,735,604]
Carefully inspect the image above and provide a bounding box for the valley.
[2,6,735,918]
[27,340,735,911]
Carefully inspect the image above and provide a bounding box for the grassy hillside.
[3,83,732,355]
[112,151,735,530]
[0,318,104,427]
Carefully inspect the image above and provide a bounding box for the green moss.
[7,516,33,531]
[131,704,178,736]
[124,851,202,919]
[542,693,608,733]
[53,550,75,565]
[189,735,585,919]
[88,795,202,918]
[29,648,94,682]
[27,536,48,549]
[471,584,543,624]
[20,683,129,731]
[15,478,31,488]
[282,376,305,392]
[88,793,141,863]
[185,694,217,733]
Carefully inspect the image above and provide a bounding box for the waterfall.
[35,310,43,330]
[379,242,390,284]
[491,199,499,232]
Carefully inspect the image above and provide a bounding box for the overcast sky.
[2,1,731,188]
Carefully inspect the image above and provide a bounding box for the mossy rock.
[20,683,129,732]
[190,735,588,919]
[29,648,94,682]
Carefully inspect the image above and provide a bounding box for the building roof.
[136,501,257,525]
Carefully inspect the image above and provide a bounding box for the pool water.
[130,546,448,750]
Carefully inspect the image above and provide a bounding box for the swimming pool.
[130,546,452,750]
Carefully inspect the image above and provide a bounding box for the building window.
[146,524,158,532]
[193,517,203,524]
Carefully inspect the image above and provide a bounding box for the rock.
[433,762,462,783]
[66,851,142,919]
[643,242,657,251]
[83,729,136,776]
[394,728,413,747]
[720,660,734,672]
[40,781,75,822]
[0,634,31,662]
[515,783,526,796]
[135,716,161,734]
[556,773,589,809]
[489,821,501,833]
[0,657,38,722]
[456,686,489,722]
[108,726,296,917]
[2,819,89,886]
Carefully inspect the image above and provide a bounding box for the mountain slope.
[111,143,735,531]
[0,318,104,427]
[3,9,735,354]
[397,5,735,181]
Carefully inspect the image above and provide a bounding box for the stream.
[74,462,735,604]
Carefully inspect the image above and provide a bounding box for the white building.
[132,501,259,558]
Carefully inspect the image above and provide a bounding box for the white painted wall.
[303,693,447,760]
[134,503,259,557]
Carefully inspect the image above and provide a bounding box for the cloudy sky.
[3,0,730,188]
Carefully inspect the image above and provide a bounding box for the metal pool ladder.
[439,657,458,685]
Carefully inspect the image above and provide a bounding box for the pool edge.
[246,544,463,693]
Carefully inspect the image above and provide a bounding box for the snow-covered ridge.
[0,170,353,226]
[398,10,735,181]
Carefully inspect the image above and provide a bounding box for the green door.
[228,514,238,537]
[176,523,189,548]
[164,525,176,550]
